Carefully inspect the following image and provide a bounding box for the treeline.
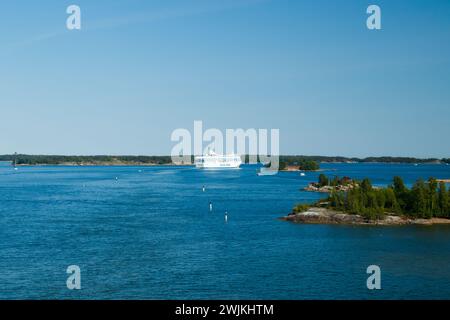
[251,155,448,167]
[281,155,447,164]
[0,154,173,165]
[317,174,352,187]
[328,176,450,220]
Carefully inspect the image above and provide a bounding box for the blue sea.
[0,162,449,299]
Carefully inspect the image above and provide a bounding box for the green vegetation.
[274,155,448,164]
[297,159,319,171]
[0,154,173,165]
[318,174,329,187]
[293,204,310,213]
[316,174,353,188]
[263,158,318,171]
[294,175,450,220]
[327,176,450,220]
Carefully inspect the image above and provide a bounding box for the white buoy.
[209,202,213,212]
[225,212,228,223]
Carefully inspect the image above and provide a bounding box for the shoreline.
[281,207,450,226]
[14,162,193,167]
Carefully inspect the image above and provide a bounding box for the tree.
[329,190,345,210]
[346,187,362,214]
[438,182,449,218]
[393,176,407,194]
[428,177,439,215]
[392,176,409,211]
[411,179,429,218]
[318,174,329,187]
[331,176,340,187]
[384,187,400,213]
[361,178,372,193]
[298,159,319,171]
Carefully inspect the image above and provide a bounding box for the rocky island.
[283,175,450,226]
[281,207,450,226]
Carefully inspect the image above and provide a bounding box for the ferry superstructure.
[194,151,242,169]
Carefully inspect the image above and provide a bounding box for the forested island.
[284,176,450,225]
[278,159,320,171]
[0,154,174,166]
[278,155,450,164]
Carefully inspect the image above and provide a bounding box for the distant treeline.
[0,154,173,165]
[326,176,450,220]
[0,154,448,166]
[279,155,448,164]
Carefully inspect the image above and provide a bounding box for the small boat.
[300,172,306,176]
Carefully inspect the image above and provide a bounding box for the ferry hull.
[196,164,242,169]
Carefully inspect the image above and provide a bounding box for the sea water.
[0,162,449,299]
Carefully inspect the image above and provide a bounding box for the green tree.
[346,187,362,214]
[428,177,439,216]
[329,189,345,210]
[384,187,400,213]
[361,178,372,193]
[318,174,329,187]
[298,159,319,171]
[411,179,429,218]
[392,176,409,211]
[393,176,407,194]
[438,182,449,217]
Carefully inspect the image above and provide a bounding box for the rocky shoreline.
[281,207,450,226]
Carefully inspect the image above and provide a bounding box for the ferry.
[195,151,242,169]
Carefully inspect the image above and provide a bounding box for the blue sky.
[0,0,449,157]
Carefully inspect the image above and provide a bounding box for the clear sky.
[0,0,449,157]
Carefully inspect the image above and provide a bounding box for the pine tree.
[393,176,408,211]
[428,177,438,216]
[412,179,428,218]
[438,182,449,218]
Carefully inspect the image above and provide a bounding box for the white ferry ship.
[195,151,242,169]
